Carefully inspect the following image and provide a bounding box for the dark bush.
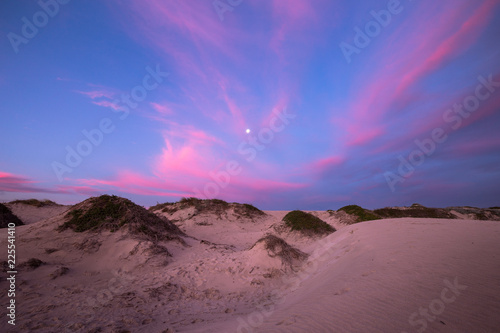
[337,205,381,223]
[282,210,335,235]
[374,204,456,219]
[0,203,23,228]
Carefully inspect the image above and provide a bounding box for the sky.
[1,0,499,210]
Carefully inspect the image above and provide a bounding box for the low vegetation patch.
[147,243,172,257]
[154,197,228,215]
[337,205,381,223]
[9,199,59,207]
[148,201,175,212]
[252,234,308,270]
[58,195,185,243]
[234,203,266,219]
[0,203,24,228]
[20,258,44,270]
[282,210,335,235]
[374,204,456,219]
[50,266,69,279]
[151,197,266,220]
[448,206,500,220]
[60,195,135,232]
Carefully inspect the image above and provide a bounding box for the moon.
[246,129,251,134]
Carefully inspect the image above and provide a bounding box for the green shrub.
[282,210,335,235]
[337,205,381,223]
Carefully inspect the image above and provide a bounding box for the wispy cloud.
[0,171,56,194]
[74,89,116,100]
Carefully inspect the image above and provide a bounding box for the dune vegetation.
[337,205,381,223]
[150,197,266,220]
[282,210,335,235]
[58,195,185,243]
[9,199,60,207]
[374,203,456,219]
[0,203,24,228]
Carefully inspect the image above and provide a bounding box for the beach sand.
[1,203,499,332]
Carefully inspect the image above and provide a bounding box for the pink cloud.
[265,0,332,59]
[375,72,500,155]
[150,102,174,115]
[56,185,102,196]
[0,171,55,194]
[396,0,498,96]
[450,136,500,158]
[163,122,225,146]
[76,171,193,198]
[305,156,345,175]
[260,93,290,128]
[75,89,116,100]
[234,177,306,192]
[150,125,229,189]
[347,125,385,147]
[92,100,121,110]
[70,167,306,203]
[335,1,499,149]
[219,89,247,134]
[109,0,320,140]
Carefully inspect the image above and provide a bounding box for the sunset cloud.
[2,0,499,209]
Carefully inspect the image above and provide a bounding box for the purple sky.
[1,0,499,210]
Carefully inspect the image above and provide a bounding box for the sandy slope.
[1,206,499,332]
[206,218,500,333]
[5,203,71,225]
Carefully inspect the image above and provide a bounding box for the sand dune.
[5,201,70,225]
[219,219,500,333]
[1,198,499,332]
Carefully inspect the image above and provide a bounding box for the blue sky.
[1,0,499,210]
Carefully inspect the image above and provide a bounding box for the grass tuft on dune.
[9,199,60,207]
[282,210,335,235]
[337,205,381,223]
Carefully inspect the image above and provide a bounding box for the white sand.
[1,206,499,332]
